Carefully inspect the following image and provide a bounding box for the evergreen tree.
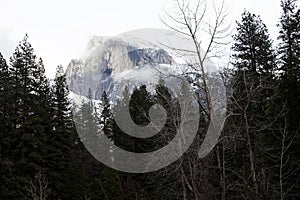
[110,86,134,152]
[2,35,53,199]
[0,52,10,140]
[99,91,114,139]
[76,88,100,172]
[277,0,300,135]
[80,88,99,142]
[0,52,10,127]
[154,78,178,148]
[228,11,277,199]
[91,90,124,200]
[0,52,13,198]
[47,65,77,198]
[232,11,277,74]
[52,65,73,135]
[278,0,300,80]
[111,85,155,153]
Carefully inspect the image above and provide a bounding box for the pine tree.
[99,91,114,139]
[111,85,155,152]
[154,78,178,148]
[47,65,77,199]
[92,91,124,200]
[80,88,99,141]
[110,86,135,151]
[278,0,300,80]
[232,11,277,74]
[277,0,300,133]
[52,65,73,134]
[229,11,277,199]
[75,88,100,172]
[2,35,53,199]
[129,85,154,127]
[0,52,10,127]
[0,52,13,199]
[0,52,10,141]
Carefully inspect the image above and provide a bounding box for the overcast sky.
[0,0,282,78]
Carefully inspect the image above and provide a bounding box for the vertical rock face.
[65,59,85,95]
[65,36,174,99]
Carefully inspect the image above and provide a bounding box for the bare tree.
[161,0,231,117]
[279,116,293,200]
[159,1,231,199]
[27,171,51,200]
[266,109,297,200]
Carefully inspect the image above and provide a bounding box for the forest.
[0,0,299,199]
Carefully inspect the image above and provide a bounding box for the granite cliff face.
[65,35,174,99]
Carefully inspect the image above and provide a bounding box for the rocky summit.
[65,34,175,100]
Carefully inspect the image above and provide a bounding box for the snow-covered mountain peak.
[65,28,209,100]
[66,29,182,99]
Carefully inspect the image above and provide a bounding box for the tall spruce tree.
[229,11,277,200]
[96,91,124,200]
[232,11,277,74]
[77,88,100,170]
[0,52,13,199]
[278,0,300,135]
[278,0,300,79]
[2,35,52,199]
[48,65,76,199]
[0,52,10,129]
[80,88,99,142]
[110,86,134,152]
[0,52,10,143]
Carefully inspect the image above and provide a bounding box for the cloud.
[0,28,19,60]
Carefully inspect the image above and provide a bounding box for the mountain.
[65,30,180,100]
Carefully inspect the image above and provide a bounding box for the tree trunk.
[244,112,259,200]
[216,146,225,200]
